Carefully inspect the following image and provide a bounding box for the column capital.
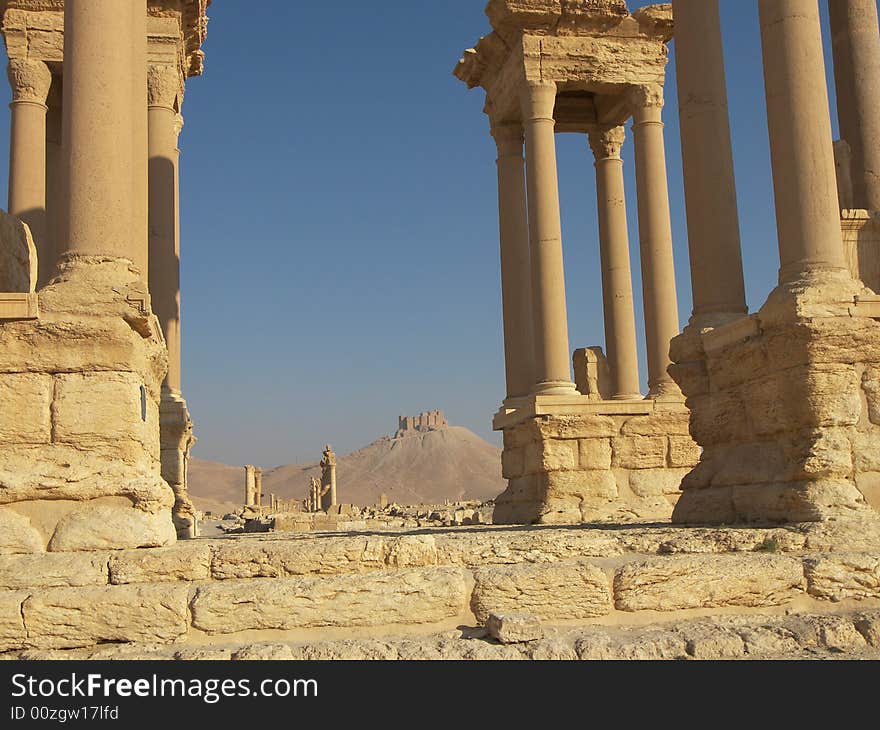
[628,83,665,123]
[491,122,524,157]
[587,124,626,161]
[7,59,51,105]
[519,80,558,122]
[147,64,180,110]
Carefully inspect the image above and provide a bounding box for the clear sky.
[0,1,862,468]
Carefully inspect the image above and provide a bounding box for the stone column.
[830,0,880,211]
[45,78,62,287]
[130,0,149,281]
[629,84,681,399]
[244,465,256,507]
[672,0,748,326]
[492,121,535,401]
[587,124,642,400]
[520,81,578,396]
[62,0,136,261]
[759,0,848,281]
[7,59,51,279]
[255,467,264,507]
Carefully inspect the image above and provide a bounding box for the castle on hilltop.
[395,410,449,438]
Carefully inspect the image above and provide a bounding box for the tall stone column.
[45,78,63,288]
[148,64,196,537]
[629,84,681,399]
[7,59,51,280]
[62,0,137,261]
[759,0,848,281]
[587,124,642,400]
[244,465,256,507]
[131,0,149,281]
[520,81,578,396]
[255,467,264,508]
[672,0,748,327]
[830,0,880,212]
[491,121,535,402]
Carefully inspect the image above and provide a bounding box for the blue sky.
[0,1,859,467]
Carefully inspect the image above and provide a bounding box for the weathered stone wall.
[2,519,880,656]
[496,408,700,524]
[670,273,880,524]
[0,256,175,552]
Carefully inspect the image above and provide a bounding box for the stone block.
[502,446,525,479]
[612,436,667,469]
[486,613,543,644]
[668,436,701,467]
[730,480,868,523]
[863,366,880,425]
[620,412,691,437]
[542,469,618,499]
[628,468,689,498]
[109,543,212,585]
[53,372,149,447]
[804,553,880,601]
[0,590,28,652]
[0,508,44,554]
[0,552,108,590]
[23,583,189,649]
[687,391,748,446]
[672,485,736,525]
[48,504,176,552]
[578,438,612,469]
[470,561,611,624]
[613,554,804,611]
[0,374,52,443]
[525,438,579,474]
[854,612,880,647]
[534,415,618,440]
[814,616,867,652]
[190,567,468,634]
[0,210,36,292]
[575,629,687,660]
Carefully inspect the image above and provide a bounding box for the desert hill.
[187,425,505,514]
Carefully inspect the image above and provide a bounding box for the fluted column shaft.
[520,81,577,396]
[62,0,137,259]
[492,122,535,401]
[630,85,680,398]
[673,0,748,325]
[588,125,642,400]
[759,0,848,282]
[830,0,880,211]
[148,65,184,394]
[7,59,51,280]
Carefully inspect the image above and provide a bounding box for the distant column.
[492,121,535,401]
[254,467,263,507]
[7,59,51,276]
[244,465,256,506]
[629,84,681,399]
[130,0,149,280]
[830,0,880,211]
[587,124,642,400]
[672,0,748,326]
[759,0,848,281]
[520,81,578,396]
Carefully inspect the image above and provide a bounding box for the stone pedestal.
[494,400,699,525]
[842,209,880,293]
[670,273,879,523]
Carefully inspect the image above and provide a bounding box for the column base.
[160,390,199,539]
[670,270,880,525]
[533,380,581,396]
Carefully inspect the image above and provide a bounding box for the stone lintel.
[494,395,667,431]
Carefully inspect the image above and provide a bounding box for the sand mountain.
[187,425,505,515]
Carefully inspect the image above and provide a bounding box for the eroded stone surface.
[804,553,880,601]
[0,551,107,590]
[0,508,44,554]
[110,543,211,585]
[48,504,176,552]
[190,567,469,634]
[470,561,611,623]
[614,554,805,611]
[23,584,189,649]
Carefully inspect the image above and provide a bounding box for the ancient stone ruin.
[395,410,449,437]
[455,1,699,525]
[1,0,880,662]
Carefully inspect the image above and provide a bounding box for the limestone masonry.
[1,0,880,661]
